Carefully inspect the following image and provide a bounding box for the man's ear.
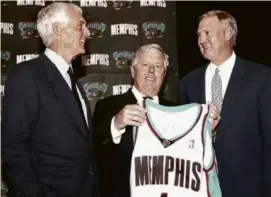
[52,23,64,36]
[224,27,233,42]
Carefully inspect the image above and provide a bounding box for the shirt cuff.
[111,116,126,144]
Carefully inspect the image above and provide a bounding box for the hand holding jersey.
[114,104,146,130]
[208,103,221,131]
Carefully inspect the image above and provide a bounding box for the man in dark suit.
[1,2,98,197]
[177,10,271,197]
[92,44,174,197]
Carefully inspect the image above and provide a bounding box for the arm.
[259,69,271,197]
[92,99,115,146]
[92,99,146,146]
[1,65,41,197]
[110,117,126,144]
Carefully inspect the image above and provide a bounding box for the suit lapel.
[123,88,137,105]
[115,89,137,174]
[41,54,89,142]
[121,90,137,152]
[195,66,207,103]
[77,81,92,129]
[216,57,248,142]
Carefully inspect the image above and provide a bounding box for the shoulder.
[96,92,127,105]
[95,90,133,110]
[179,65,207,84]
[93,91,134,117]
[8,55,43,77]
[240,58,270,73]
[5,57,40,84]
[238,57,271,81]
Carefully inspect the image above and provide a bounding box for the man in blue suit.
[1,2,98,197]
[177,10,271,197]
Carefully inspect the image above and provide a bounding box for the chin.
[144,89,159,97]
[203,52,213,61]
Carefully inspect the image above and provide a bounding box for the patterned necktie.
[211,68,223,143]
[211,68,223,111]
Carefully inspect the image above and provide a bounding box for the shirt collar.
[44,48,72,76]
[131,86,159,104]
[209,51,236,73]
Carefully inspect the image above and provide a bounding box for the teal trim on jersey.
[208,170,222,197]
[202,112,214,170]
[145,98,202,141]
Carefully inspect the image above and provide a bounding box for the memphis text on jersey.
[134,155,201,192]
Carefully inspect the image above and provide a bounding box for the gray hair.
[199,10,238,47]
[37,2,82,47]
[131,43,169,69]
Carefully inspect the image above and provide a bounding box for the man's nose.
[198,34,207,44]
[84,26,90,37]
[148,65,154,73]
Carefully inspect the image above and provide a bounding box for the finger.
[209,102,219,111]
[210,106,220,119]
[209,113,217,120]
[208,117,216,125]
[126,113,145,124]
[208,115,219,124]
[125,119,145,127]
[126,104,146,114]
[124,107,146,119]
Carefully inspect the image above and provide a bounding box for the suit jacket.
[177,56,271,197]
[1,54,98,197]
[92,89,175,197]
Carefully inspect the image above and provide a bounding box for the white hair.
[132,43,169,69]
[37,2,82,47]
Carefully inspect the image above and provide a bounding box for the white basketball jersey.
[130,99,222,197]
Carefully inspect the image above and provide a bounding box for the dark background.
[176,1,271,79]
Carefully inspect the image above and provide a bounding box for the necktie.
[211,68,223,143]
[211,68,223,111]
[133,96,154,144]
[143,96,153,101]
[67,67,88,127]
[142,96,154,106]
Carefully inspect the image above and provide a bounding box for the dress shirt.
[44,48,88,126]
[205,51,236,104]
[111,86,158,144]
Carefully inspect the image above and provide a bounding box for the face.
[131,48,166,97]
[197,16,231,64]
[60,8,90,58]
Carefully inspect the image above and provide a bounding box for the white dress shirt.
[205,52,236,104]
[111,86,159,144]
[44,48,89,127]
